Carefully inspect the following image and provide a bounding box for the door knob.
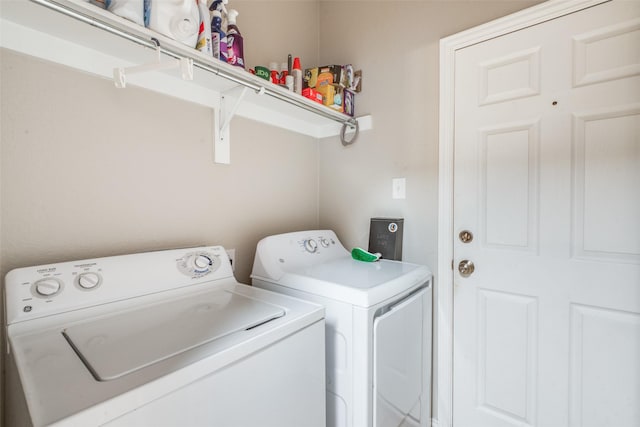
[458,260,475,277]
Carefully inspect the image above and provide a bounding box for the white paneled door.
[453,1,640,426]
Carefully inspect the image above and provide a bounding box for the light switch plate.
[392,178,406,199]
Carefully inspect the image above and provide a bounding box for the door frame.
[436,1,609,426]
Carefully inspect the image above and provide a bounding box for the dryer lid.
[274,258,432,307]
[63,290,285,381]
[294,257,422,289]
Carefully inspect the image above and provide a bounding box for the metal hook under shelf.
[340,120,360,146]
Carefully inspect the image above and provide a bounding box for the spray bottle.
[210,0,228,62]
[226,9,245,68]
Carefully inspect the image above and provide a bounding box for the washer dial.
[33,278,63,297]
[177,251,220,277]
[77,272,102,290]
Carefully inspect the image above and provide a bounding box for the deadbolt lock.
[458,260,475,277]
[459,230,473,243]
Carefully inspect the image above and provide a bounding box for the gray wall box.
[368,218,404,261]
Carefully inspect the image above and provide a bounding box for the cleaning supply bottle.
[106,0,144,26]
[279,62,288,84]
[292,57,303,94]
[226,9,245,68]
[210,9,227,62]
[269,62,279,84]
[148,0,200,47]
[210,0,228,15]
[196,0,212,55]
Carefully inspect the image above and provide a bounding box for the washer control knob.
[320,238,330,248]
[78,272,101,289]
[194,255,212,270]
[34,278,62,297]
[304,239,318,253]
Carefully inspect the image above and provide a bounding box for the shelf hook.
[113,38,194,88]
[340,119,360,146]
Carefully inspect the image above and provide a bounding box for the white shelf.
[0,0,372,142]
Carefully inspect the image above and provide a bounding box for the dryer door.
[373,287,429,427]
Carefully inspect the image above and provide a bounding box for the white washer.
[4,246,325,427]
[251,230,433,427]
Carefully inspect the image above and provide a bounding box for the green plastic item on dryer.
[351,247,381,262]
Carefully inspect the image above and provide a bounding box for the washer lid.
[272,257,432,307]
[63,290,285,381]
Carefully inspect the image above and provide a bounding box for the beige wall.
[317,0,543,420]
[0,2,321,424]
[1,0,544,424]
[318,0,544,284]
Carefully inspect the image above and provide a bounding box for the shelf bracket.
[214,86,249,164]
[113,39,194,88]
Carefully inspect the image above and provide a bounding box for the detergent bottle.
[106,0,144,26]
[226,9,244,68]
[196,0,212,55]
[148,0,200,47]
[210,0,228,62]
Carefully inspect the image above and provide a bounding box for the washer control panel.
[177,251,221,278]
[5,246,232,325]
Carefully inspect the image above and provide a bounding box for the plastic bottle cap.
[227,9,239,24]
[293,57,301,70]
[269,62,279,71]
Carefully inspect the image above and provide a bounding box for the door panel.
[573,106,640,261]
[480,121,539,251]
[476,289,538,425]
[453,1,640,426]
[569,304,640,427]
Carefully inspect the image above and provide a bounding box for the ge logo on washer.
[388,223,398,233]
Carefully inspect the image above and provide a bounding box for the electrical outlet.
[226,249,236,272]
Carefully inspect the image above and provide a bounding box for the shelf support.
[113,40,194,89]
[214,86,249,164]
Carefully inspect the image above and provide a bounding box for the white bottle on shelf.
[148,0,200,48]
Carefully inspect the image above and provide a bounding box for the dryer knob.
[320,238,330,248]
[304,239,318,253]
[78,272,101,289]
[194,255,212,270]
[34,278,61,297]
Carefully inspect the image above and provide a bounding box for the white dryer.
[251,230,433,427]
[4,246,325,427]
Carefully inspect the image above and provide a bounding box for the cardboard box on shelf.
[304,65,345,89]
[317,84,335,107]
[344,89,355,116]
[304,67,318,89]
[302,87,323,104]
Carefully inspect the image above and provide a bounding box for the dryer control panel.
[252,230,351,280]
[5,246,232,325]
